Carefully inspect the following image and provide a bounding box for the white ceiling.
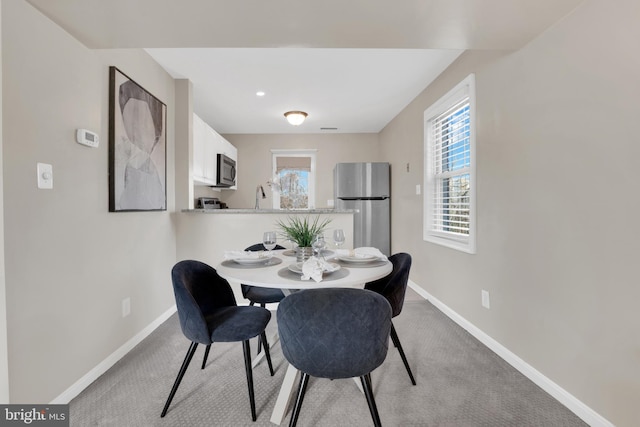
[25,0,584,134]
[145,48,463,133]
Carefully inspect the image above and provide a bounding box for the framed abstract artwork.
[109,66,167,212]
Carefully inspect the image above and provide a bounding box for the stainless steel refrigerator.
[334,162,390,255]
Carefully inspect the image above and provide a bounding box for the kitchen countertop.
[182,208,356,214]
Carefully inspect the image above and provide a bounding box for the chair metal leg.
[257,303,266,354]
[261,331,275,376]
[289,372,310,427]
[201,344,211,369]
[390,323,416,385]
[161,341,198,417]
[361,373,382,427]
[242,340,257,421]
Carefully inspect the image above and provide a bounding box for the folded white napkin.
[335,247,387,260]
[224,250,272,260]
[301,256,339,282]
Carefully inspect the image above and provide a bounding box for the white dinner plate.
[233,256,272,265]
[287,262,341,274]
[337,255,378,264]
[320,249,335,258]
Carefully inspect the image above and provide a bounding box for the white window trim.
[271,149,317,210]
[423,74,476,254]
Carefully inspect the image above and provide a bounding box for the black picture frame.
[109,66,167,212]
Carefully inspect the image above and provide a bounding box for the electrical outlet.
[122,297,131,318]
[481,290,490,309]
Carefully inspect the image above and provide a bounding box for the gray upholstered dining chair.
[240,243,286,354]
[364,252,416,385]
[240,243,287,308]
[277,288,392,427]
[161,260,274,421]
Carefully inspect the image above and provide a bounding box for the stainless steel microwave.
[216,154,236,187]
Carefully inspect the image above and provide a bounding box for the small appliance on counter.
[196,197,227,209]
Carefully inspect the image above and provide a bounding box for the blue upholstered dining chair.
[240,243,287,307]
[240,243,286,354]
[364,252,416,385]
[277,288,392,427]
[161,260,274,421]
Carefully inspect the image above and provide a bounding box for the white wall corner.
[407,280,614,427]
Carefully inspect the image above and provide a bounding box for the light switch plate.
[481,290,490,309]
[37,163,53,189]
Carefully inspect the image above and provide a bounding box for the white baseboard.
[49,284,613,427]
[407,280,613,427]
[50,305,177,404]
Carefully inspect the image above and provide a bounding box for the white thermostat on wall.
[76,129,99,148]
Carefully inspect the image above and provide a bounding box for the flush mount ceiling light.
[284,111,308,126]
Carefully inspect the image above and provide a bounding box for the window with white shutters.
[424,74,476,253]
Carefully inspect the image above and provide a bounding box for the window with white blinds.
[424,74,476,254]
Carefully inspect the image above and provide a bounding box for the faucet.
[255,185,266,209]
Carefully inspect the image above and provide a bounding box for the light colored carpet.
[69,300,587,426]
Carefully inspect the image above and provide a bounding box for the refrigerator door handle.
[338,196,389,201]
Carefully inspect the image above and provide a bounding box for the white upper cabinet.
[192,114,237,188]
[192,114,207,183]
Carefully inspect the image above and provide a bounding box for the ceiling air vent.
[320,127,338,131]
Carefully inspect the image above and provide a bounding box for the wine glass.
[312,234,326,258]
[285,237,297,254]
[263,231,277,254]
[332,229,345,249]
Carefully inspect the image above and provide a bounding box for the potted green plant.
[276,215,331,262]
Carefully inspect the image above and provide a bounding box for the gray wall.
[380,0,639,425]
[2,0,176,402]
[0,1,10,402]
[214,133,381,209]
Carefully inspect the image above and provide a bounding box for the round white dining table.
[215,249,393,425]
[216,249,392,291]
